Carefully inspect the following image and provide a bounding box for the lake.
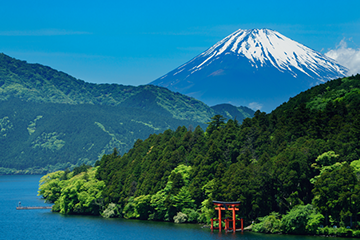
[0,175,354,240]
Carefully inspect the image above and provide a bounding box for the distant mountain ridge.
[150,28,348,112]
[0,53,253,123]
[0,53,254,174]
[211,103,254,121]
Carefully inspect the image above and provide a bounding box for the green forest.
[0,53,253,174]
[0,98,208,174]
[39,74,360,237]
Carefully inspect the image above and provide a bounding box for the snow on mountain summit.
[192,29,347,80]
[150,28,349,112]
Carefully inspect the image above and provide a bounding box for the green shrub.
[122,197,136,219]
[306,212,324,234]
[319,226,329,235]
[335,227,353,237]
[353,230,360,237]
[252,212,281,233]
[327,226,336,236]
[198,199,214,224]
[280,204,314,234]
[183,208,199,223]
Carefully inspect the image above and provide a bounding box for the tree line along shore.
[39,74,360,237]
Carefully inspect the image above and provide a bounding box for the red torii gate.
[211,200,243,233]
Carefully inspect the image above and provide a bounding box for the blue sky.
[1,0,360,86]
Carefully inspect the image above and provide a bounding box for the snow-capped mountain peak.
[150,28,348,112]
[190,29,347,80]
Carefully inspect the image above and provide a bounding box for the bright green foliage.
[253,205,324,235]
[280,204,315,234]
[313,151,340,168]
[317,226,356,237]
[38,167,105,215]
[132,195,152,219]
[252,212,281,233]
[312,162,359,224]
[310,151,343,184]
[198,199,215,224]
[305,212,324,234]
[351,159,360,180]
[122,197,137,219]
[353,230,360,237]
[38,170,65,203]
[182,208,199,223]
[120,164,195,222]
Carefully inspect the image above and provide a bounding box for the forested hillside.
[0,53,253,174]
[39,75,360,236]
[0,98,207,173]
[0,53,252,123]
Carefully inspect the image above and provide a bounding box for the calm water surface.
[0,175,354,240]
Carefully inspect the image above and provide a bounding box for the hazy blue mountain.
[150,29,348,112]
[211,103,254,121]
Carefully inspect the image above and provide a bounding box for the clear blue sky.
[1,0,360,86]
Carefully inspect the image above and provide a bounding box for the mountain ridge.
[0,53,254,174]
[150,28,348,112]
[0,53,253,123]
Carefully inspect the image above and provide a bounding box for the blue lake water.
[0,175,355,240]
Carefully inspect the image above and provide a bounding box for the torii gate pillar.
[210,200,242,233]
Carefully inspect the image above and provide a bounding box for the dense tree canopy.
[39,74,360,236]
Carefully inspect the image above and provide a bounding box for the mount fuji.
[150,29,348,112]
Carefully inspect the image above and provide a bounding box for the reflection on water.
[0,175,355,240]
